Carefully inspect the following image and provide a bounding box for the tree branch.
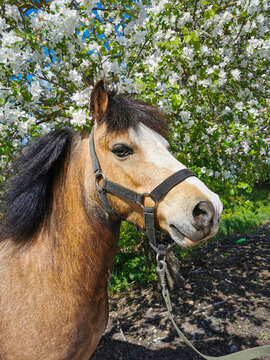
[92,7,126,12]
[234,19,246,43]
[192,0,199,30]
[127,24,159,77]
[37,75,73,95]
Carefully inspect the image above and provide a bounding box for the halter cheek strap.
[89,129,197,255]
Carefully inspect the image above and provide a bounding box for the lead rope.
[156,257,270,360]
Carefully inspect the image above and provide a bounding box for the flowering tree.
[0,0,269,198]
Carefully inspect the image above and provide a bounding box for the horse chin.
[168,222,220,247]
[169,224,198,247]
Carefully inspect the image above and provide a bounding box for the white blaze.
[130,123,223,224]
[130,123,185,172]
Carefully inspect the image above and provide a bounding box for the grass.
[217,189,270,238]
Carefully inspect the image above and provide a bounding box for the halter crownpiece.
[89,128,197,255]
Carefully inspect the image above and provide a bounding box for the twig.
[193,300,226,314]
[92,7,126,13]
[192,0,198,30]
[221,2,238,11]
[18,6,27,29]
[117,319,127,341]
[127,24,159,77]
[192,267,205,273]
[152,336,166,343]
[234,19,246,43]
[216,304,242,316]
[37,75,73,94]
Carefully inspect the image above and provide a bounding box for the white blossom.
[71,87,92,107]
[29,82,43,101]
[222,170,231,180]
[186,119,194,128]
[231,69,241,80]
[70,108,89,126]
[184,134,190,143]
[206,67,214,75]
[178,12,192,26]
[182,47,194,61]
[179,111,191,123]
[201,167,206,174]
[69,69,83,87]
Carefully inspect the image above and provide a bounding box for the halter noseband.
[89,128,197,256]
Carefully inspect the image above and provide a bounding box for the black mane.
[0,129,74,243]
[0,91,168,244]
[102,91,168,137]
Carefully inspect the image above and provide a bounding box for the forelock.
[100,91,168,137]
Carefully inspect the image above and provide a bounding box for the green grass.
[217,189,270,238]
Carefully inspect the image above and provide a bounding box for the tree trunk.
[164,247,185,290]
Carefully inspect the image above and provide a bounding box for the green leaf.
[13,29,24,38]
[192,40,201,51]
[204,5,218,19]
[172,94,182,107]
[171,37,180,46]
[21,90,32,102]
[135,78,144,86]
[237,182,250,190]
[184,34,192,44]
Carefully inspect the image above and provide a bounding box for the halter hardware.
[141,192,157,209]
[89,128,197,256]
[95,172,106,192]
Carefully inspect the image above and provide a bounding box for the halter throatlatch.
[89,129,197,255]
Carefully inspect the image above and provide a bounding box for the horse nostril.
[193,201,215,230]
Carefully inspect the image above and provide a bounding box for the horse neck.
[39,133,120,294]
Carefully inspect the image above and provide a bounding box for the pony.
[0,80,223,359]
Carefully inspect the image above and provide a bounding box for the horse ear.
[90,80,108,122]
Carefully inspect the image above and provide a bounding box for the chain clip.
[156,254,167,291]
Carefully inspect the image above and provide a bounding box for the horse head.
[89,80,223,247]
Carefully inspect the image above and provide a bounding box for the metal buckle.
[95,173,106,192]
[141,192,157,209]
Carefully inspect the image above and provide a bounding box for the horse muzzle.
[168,200,222,247]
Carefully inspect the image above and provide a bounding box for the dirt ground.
[92,223,270,360]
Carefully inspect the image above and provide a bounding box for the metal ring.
[156,259,167,273]
[156,253,166,263]
[95,173,106,192]
[141,192,157,209]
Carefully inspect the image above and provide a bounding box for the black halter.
[89,128,197,256]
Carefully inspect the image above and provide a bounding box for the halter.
[89,128,197,256]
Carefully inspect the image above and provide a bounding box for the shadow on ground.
[92,223,270,360]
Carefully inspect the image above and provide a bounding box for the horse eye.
[112,144,133,158]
